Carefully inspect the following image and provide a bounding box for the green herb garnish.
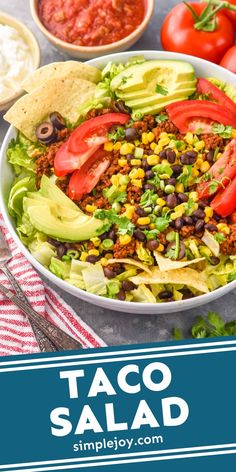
[108,127,125,142]
[212,124,233,139]
[214,233,226,243]
[94,209,134,236]
[155,114,168,124]
[155,84,168,95]
[174,312,236,340]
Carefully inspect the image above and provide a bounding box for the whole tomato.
[161,2,235,64]
[221,0,236,27]
[220,46,236,74]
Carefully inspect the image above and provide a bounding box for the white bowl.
[1,50,236,314]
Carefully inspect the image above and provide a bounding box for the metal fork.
[0,228,83,352]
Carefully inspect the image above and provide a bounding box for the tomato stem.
[184,0,236,32]
[205,0,236,11]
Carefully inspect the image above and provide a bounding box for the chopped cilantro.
[213,146,219,161]
[177,165,193,187]
[103,186,127,204]
[155,215,170,232]
[155,114,168,124]
[228,272,236,283]
[153,163,173,177]
[174,140,185,150]
[140,189,156,208]
[212,123,233,139]
[209,180,219,195]
[195,128,203,135]
[201,172,212,182]
[116,217,135,236]
[94,209,134,236]
[108,127,125,142]
[174,312,236,340]
[155,84,168,95]
[214,233,226,243]
[166,233,180,260]
[144,229,159,241]
[184,198,195,216]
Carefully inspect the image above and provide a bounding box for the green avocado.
[125,87,196,109]
[116,79,196,101]
[132,98,186,116]
[39,175,83,213]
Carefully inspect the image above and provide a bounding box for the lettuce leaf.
[7,133,44,175]
[82,263,107,295]
[8,176,36,224]
[28,234,56,267]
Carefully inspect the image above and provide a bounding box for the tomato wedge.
[68,150,110,201]
[68,113,130,154]
[54,142,101,177]
[197,78,236,116]
[166,100,236,133]
[197,139,236,199]
[211,174,236,217]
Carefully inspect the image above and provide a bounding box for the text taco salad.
[3,57,236,304]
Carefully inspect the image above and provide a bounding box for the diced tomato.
[54,141,101,177]
[211,174,236,217]
[68,113,130,154]
[197,139,236,199]
[68,150,110,201]
[197,78,236,116]
[166,100,236,133]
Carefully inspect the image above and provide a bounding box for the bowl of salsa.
[30,0,154,59]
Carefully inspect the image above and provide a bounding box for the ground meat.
[85,106,114,120]
[113,239,136,259]
[153,120,180,140]
[132,120,149,134]
[55,176,70,194]
[180,225,195,238]
[220,226,236,255]
[201,133,225,151]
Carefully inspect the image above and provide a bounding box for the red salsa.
[38,0,145,47]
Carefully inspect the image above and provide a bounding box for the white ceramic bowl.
[1,50,236,314]
[0,11,41,112]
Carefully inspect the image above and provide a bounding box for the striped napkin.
[0,214,106,356]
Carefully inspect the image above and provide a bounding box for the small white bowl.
[30,0,154,59]
[0,11,41,112]
[1,50,236,314]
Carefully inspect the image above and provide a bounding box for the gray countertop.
[0,0,236,346]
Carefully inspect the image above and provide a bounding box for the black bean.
[108,228,116,240]
[142,158,152,170]
[183,216,193,225]
[134,230,147,242]
[193,209,205,219]
[86,255,100,263]
[104,267,115,279]
[214,213,221,221]
[159,150,167,159]
[209,256,220,266]
[125,127,138,141]
[100,231,109,241]
[205,223,217,232]
[198,200,208,209]
[206,150,214,163]
[122,281,136,291]
[179,242,186,259]
[145,170,154,179]
[135,206,146,217]
[166,177,177,186]
[139,225,151,230]
[166,148,176,164]
[186,150,198,158]
[180,153,191,165]
[159,290,173,300]
[126,153,134,160]
[117,290,126,301]
[146,240,159,251]
[166,193,177,209]
[195,219,205,233]
[48,237,61,247]
[175,217,184,230]
[171,164,182,175]
[178,192,188,203]
[57,245,67,258]
[116,100,130,114]
[144,183,155,191]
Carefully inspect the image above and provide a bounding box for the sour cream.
[0,24,33,100]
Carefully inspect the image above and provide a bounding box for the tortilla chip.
[130,267,209,294]
[4,78,96,141]
[154,252,205,272]
[23,61,101,92]
[107,259,152,275]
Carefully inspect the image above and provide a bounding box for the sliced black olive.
[114,100,131,114]
[50,111,66,130]
[35,122,56,144]
[166,241,186,260]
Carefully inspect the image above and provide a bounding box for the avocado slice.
[125,87,196,109]
[24,196,85,222]
[39,175,83,213]
[132,97,185,116]
[111,60,195,93]
[116,79,196,101]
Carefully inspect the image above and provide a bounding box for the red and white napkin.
[0,214,106,356]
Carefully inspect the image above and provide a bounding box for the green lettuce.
[49,257,71,280]
[8,176,36,224]
[132,284,156,303]
[28,234,56,267]
[7,133,44,176]
[82,263,107,296]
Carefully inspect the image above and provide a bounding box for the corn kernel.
[147,154,159,166]
[231,129,236,138]
[193,203,198,211]
[204,217,210,223]
[105,253,113,259]
[120,143,134,155]
[196,157,204,168]
[124,206,135,219]
[131,179,142,188]
[215,152,222,161]
[185,132,194,145]
[217,223,230,235]
[137,168,145,179]
[195,140,205,151]
[156,198,166,207]
[159,132,168,139]
[118,159,128,167]
[111,175,120,186]
[100,257,108,267]
[119,185,127,192]
[104,142,113,152]
[142,132,149,145]
[129,168,140,179]
[189,191,199,202]
[80,252,88,262]
[119,235,132,245]
[205,206,214,218]
[200,161,210,173]
[113,142,121,151]
[159,137,170,147]
[91,237,101,247]
[150,223,156,230]
[85,204,97,213]
[157,243,165,252]
[159,173,171,180]
[150,142,156,151]
[175,183,184,193]
[171,211,182,221]
[148,131,155,142]
[154,145,162,155]
[131,159,142,166]
[137,216,151,226]
[88,249,100,256]
[192,168,199,178]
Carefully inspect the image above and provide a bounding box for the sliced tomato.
[68,150,110,201]
[211,174,236,217]
[68,113,130,154]
[54,141,101,177]
[197,139,236,199]
[166,100,236,133]
[197,78,236,116]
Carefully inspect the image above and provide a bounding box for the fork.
[0,228,82,352]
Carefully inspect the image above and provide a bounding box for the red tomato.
[211,174,236,217]
[166,100,236,133]
[68,150,110,201]
[54,142,101,177]
[197,78,236,115]
[197,139,236,199]
[161,3,234,64]
[222,0,236,28]
[220,46,236,74]
[68,113,130,154]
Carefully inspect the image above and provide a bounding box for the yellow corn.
[200,161,211,173]
[91,237,101,247]
[205,206,214,218]
[120,143,134,155]
[189,191,199,202]
[231,129,236,138]
[205,217,210,223]
[192,168,199,178]
[159,137,170,147]
[154,144,163,155]
[215,152,222,161]
[142,132,149,145]
[104,142,113,152]
[185,132,194,145]
[196,157,204,168]
[217,223,230,235]
[131,179,142,188]
[111,175,120,186]
[148,131,155,142]
[80,252,88,262]
[150,142,156,151]
[119,235,132,245]
[137,168,145,179]
[193,203,199,211]
[150,223,156,230]
[156,198,166,207]
[113,142,121,151]
[131,159,142,166]
[100,257,108,266]
[118,159,128,167]
[175,183,184,193]
[137,217,151,226]
[147,154,159,166]
[195,140,205,151]
[105,253,113,259]
[88,249,100,256]
[159,132,168,139]
[157,243,165,252]
[124,206,135,219]
[119,185,127,192]
[85,204,97,213]
[171,211,183,221]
